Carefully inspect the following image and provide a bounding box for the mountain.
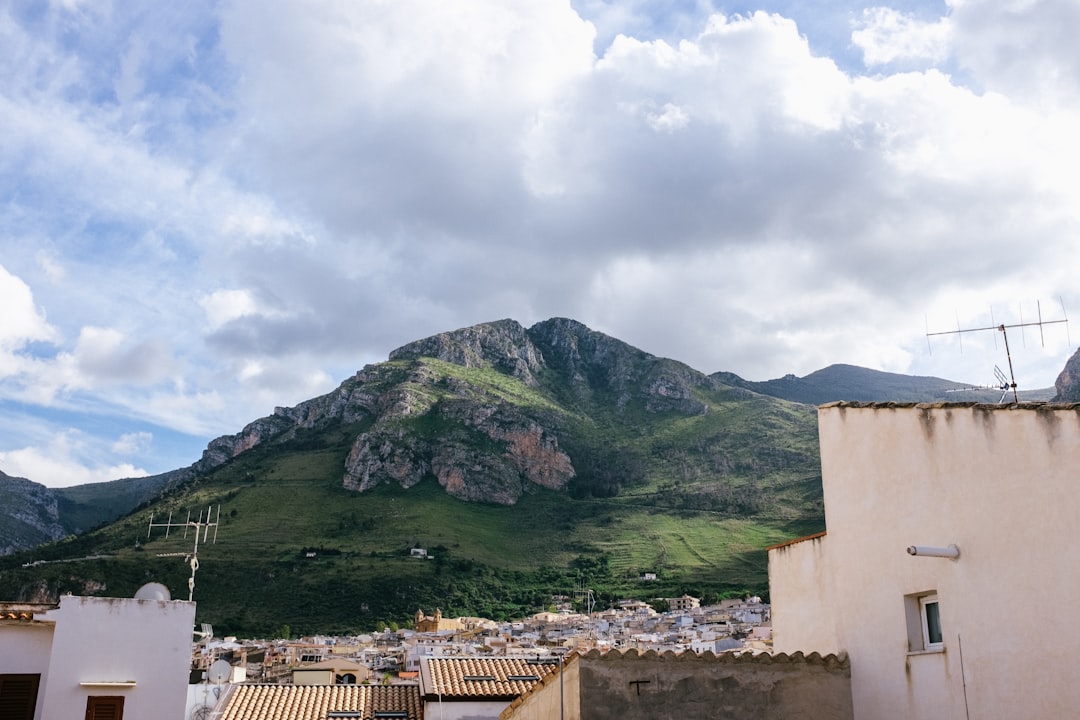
[5,331,1054,559]
[714,363,1055,405]
[1053,346,1080,401]
[3,318,1065,635]
[0,318,823,635]
[0,469,186,555]
[0,471,67,555]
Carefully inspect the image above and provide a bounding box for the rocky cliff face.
[189,317,715,506]
[1053,347,1080,401]
[0,471,67,555]
[390,318,546,386]
[527,317,709,415]
[342,396,574,505]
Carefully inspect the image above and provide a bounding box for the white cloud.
[0,431,148,488]
[2,0,1080,486]
[645,102,691,132]
[0,264,56,354]
[66,327,175,386]
[35,251,65,282]
[852,7,952,67]
[199,289,260,331]
[112,431,153,456]
[949,0,1080,107]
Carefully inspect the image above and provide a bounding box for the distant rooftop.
[422,656,560,700]
[218,684,422,720]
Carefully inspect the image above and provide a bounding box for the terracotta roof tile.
[423,657,560,700]
[218,684,422,720]
[0,602,58,624]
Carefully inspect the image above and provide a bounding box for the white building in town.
[769,401,1080,720]
[0,592,195,720]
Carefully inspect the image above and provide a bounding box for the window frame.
[904,590,945,654]
[919,594,943,651]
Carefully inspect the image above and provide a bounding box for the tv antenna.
[147,505,220,602]
[926,300,1069,403]
[944,366,1013,403]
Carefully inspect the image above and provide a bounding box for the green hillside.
[0,319,824,636]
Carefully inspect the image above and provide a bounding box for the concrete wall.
[503,650,852,720]
[770,403,1080,720]
[292,669,334,685]
[424,698,514,720]
[37,595,195,720]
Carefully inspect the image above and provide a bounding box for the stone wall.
[502,649,853,720]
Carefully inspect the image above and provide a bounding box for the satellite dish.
[134,582,171,601]
[207,659,232,685]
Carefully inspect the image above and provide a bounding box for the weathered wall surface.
[503,650,852,720]
[768,532,839,656]
[771,402,1080,720]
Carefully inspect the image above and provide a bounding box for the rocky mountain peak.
[527,317,709,415]
[389,318,546,386]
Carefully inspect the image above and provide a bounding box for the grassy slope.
[0,359,824,637]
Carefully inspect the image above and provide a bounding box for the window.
[0,674,40,720]
[905,591,944,653]
[85,695,125,720]
[920,595,943,650]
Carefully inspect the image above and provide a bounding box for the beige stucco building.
[769,401,1080,720]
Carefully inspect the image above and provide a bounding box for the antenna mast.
[147,505,220,602]
[926,300,1069,402]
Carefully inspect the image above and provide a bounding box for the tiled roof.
[0,602,57,624]
[218,684,422,720]
[422,657,560,700]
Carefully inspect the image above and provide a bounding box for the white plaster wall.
[772,404,1080,720]
[0,622,54,720]
[37,595,195,720]
[0,622,53,674]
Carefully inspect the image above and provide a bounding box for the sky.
[2,0,1079,488]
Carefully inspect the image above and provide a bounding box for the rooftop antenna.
[147,505,220,602]
[926,300,1069,403]
[943,366,1013,404]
